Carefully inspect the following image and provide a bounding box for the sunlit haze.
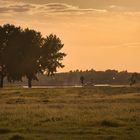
[0,0,140,72]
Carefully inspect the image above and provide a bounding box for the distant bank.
[23,84,131,89]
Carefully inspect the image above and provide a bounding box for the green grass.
[0,86,140,140]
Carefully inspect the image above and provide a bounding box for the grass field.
[0,86,140,140]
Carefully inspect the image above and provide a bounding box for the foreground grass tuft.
[0,128,11,134]
[99,120,122,127]
[10,134,25,140]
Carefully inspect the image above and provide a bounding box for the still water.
[23,84,129,88]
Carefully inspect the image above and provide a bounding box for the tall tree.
[0,25,6,88]
[40,34,66,76]
[0,24,21,88]
[20,28,42,88]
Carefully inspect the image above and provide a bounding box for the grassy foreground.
[0,87,140,140]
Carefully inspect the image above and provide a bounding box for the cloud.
[0,7,10,13]
[101,42,140,49]
[121,42,140,48]
[0,0,35,14]
[0,1,107,16]
[0,1,140,19]
[0,4,35,13]
[108,5,126,12]
[9,4,35,12]
[43,3,107,15]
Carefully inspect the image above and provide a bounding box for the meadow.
[0,86,140,140]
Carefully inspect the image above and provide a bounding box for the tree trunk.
[0,75,4,88]
[28,78,32,88]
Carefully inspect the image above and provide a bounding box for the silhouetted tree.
[0,25,6,88]
[0,24,21,87]
[5,26,22,82]
[40,34,66,76]
[19,28,42,88]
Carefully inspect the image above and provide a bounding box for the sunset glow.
[0,0,140,72]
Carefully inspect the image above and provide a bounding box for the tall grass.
[0,87,139,140]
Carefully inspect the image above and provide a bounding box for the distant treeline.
[14,69,140,86]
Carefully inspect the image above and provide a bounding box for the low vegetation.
[0,86,140,140]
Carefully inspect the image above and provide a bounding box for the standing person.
[80,76,84,86]
[130,73,137,86]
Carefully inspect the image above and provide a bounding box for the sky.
[0,0,140,72]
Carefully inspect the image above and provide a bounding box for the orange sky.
[0,0,140,72]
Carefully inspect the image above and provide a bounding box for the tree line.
[31,69,139,86]
[0,24,66,88]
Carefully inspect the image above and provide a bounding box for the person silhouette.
[80,76,84,86]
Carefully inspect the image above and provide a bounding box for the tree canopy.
[0,24,66,88]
